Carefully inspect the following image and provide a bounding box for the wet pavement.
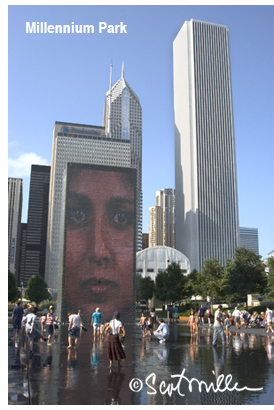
[8,321,274,405]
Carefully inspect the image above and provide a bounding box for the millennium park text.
[129,369,263,396]
[26,22,127,34]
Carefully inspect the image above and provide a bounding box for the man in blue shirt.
[91,307,102,339]
[212,305,227,347]
[11,300,24,344]
[173,305,179,322]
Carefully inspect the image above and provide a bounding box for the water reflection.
[65,348,79,390]
[156,342,170,364]
[265,337,274,361]
[8,323,274,405]
[212,346,227,379]
[104,369,126,405]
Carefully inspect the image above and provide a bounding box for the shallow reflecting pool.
[8,322,274,405]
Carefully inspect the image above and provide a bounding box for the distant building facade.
[136,246,190,282]
[18,223,28,287]
[8,177,23,282]
[239,227,259,255]
[156,188,175,248]
[148,205,163,247]
[173,19,239,271]
[22,165,51,286]
[149,189,175,248]
[142,233,149,250]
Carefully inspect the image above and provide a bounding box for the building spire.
[107,61,113,138]
[121,61,124,79]
[109,60,113,91]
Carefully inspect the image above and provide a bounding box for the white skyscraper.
[173,20,239,271]
[103,64,142,251]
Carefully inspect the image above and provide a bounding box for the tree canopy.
[135,273,155,306]
[226,247,267,305]
[155,262,187,305]
[8,270,20,302]
[265,256,274,299]
[200,257,228,302]
[25,275,51,305]
[185,269,204,299]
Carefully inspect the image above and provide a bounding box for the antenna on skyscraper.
[107,61,113,138]
[109,60,113,90]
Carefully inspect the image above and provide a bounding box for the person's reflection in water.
[232,333,242,355]
[241,333,249,350]
[199,334,205,344]
[42,346,53,386]
[43,346,52,367]
[140,337,147,360]
[189,334,199,362]
[206,327,212,344]
[104,369,125,405]
[156,343,170,364]
[90,339,101,370]
[65,348,79,391]
[265,336,274,361]
[212,346,228,384]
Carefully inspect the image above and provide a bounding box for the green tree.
[226,247,267,306]
[8,270,20,302]
[185,269,204,299]
[135,273,155,307]
[154,270,169,306]
[201,258,228,306]
[155,262,187,305]
[25,275,51,305]
[265,256,274,299]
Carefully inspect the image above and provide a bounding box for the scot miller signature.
[129,369,263,396]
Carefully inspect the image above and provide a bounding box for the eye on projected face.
[63,166,136,322]
[67,194,134,232]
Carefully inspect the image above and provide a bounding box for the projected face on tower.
[63,164,136,322]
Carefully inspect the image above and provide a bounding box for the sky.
[6,2,274,261]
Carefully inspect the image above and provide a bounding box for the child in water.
[138,313,148,337]
[187,309,196,334]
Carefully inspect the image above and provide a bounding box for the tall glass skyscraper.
[173,20,239,271]
[8,177,23,281]
[103,65,143,251]
[23,165,50,286]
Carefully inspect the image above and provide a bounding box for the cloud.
[8,140,19,149]
[8,152,49,178]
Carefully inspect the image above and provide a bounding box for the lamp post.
[20,281,23,301]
